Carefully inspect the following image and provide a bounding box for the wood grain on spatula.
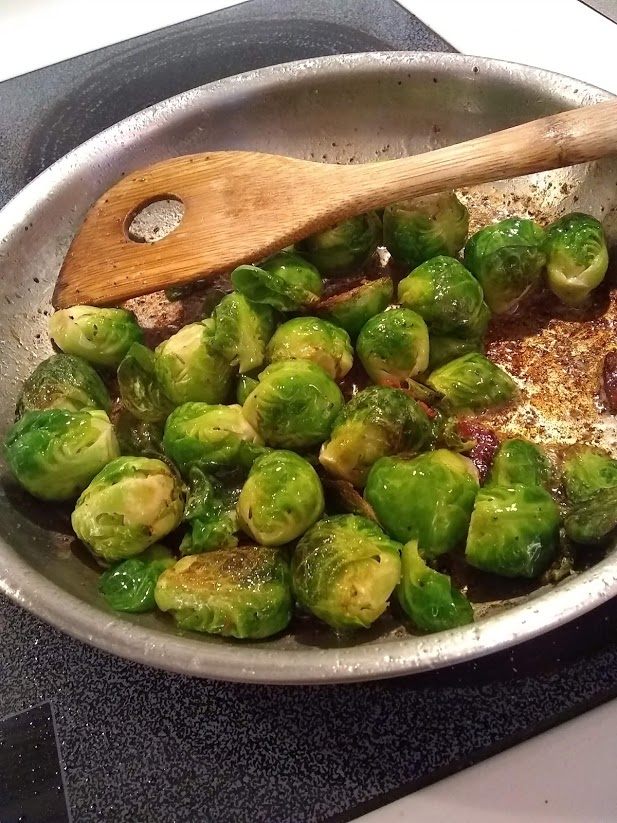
[53,99,617,308]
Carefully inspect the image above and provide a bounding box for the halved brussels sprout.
[114,409,164,458]
[356,308,430,387]
[296,212,381,276]
[545,213,609,306]
[314,277,393,340]
[155,546,292,639]
[266,316,353,379]
[383,192,469,269]
[15,353,111,418]
[427,335,483,372]
[238,450,324,546]
[211,292,276,373]
[154,320,233,406]
[5,409,119,501]
[236,375,259,405]
[49,306,143,367]
[464,218,546,313]
[397,541,473,633]
[117,343,174,423]
[488,438,552,488]
[426,353,516,412]
[231,251,322,311]
[98,544,175,613]
[562,445,617,503]
[398,256,491,339]
[291,514,402,630]
[242,360,344,449]
[364,450,479,557]
[71,456,184,563]
[180,467,240,555]
[465,484,559,577]
[162,402,263,475]
[319,385,431,487]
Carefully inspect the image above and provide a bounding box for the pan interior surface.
[1,52,617,683]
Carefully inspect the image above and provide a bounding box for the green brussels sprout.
[15,353,111,418]
[356,308,429,387]
[488,438,552,488]
[231,251,322,311]
[49,306,143,368]
[464,218,546,313]
[562,446,617,503]
[242,360,344,449]
[211,292,276,373]
[397,256,491,339]
[180,467,240,555]
[426,353,516,412]
[71,456,184,563]
[98,544,175,613]
[162,402,263,475]
[155,546,292,639]
[319,385,431,487]
[117,343,174,423]
[266,317,353,379]
[315,277,394,340]
[291,514,402,630]
[4,409,119,501]
[238,450,324,546]
[364,450,479,557]
[565,486,617,545]
[236,374,259,405]
[465,484,559,577]
[427,335,483,372]
[383,192,469,270]
[154,320,233,406]
[544,213,609,306]
[295,212,381,276]
[397,541,473,633]
[114,409,164,458]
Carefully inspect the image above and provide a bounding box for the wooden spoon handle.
[339,98,617,211]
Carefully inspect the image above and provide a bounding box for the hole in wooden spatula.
[126,196,185,243]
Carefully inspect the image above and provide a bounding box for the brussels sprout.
[155,546,292,639]
[238,450,324,546]
[114,409,164,458]
[426,353,516,412]
[319,385,431,487]
[266,317,353,380]
[544,213,609,306]
[162,402,263,475]
[71,456,184,563]
[211,292,275,373]
[427,335,483,372]
[364,450,479,557]
[296,212,381,276]
[154,320,233,406]
[464,218,546,313]
[180,467,240,555]
[398,256,491,339]
[231,251,322,311]
[49,306,143,368]
[291,514,402,630]
[488,439,552,488]
[562,446,617,503]
[15,353,111,418]
[242,361,344,449]
[356,308,430,387]
[117,343,174,423]
[4,409,119,501]
[565,486,617,545]
[397,541,473,633]
[98,544,175,613]
[465,484,559,577]
[236,374,259,405]
[315,277,394,340]
[383,192,469,269]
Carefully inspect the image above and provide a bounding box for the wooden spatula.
[53,99,617,308]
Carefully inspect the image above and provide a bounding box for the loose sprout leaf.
[314,276,393,340]
[231,251,322,311]
[426,353,516,412]
[117,343,174,423]
[488,438,552,488]
[296,211,382,276]
[266,316,353,380]
[98,545,175,612]
[49,306,143,368]
[357,307,430,387]
[114,409,165,459]
[180,467,240,555]
[545,212,609,306]
[211,292,275,373]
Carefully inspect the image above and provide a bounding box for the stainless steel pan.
[1,52,616,684]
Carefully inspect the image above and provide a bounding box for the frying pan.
[1,52,616,684]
